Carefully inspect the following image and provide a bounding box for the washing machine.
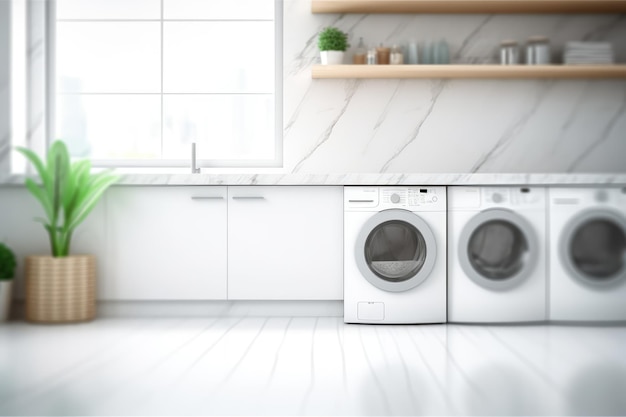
[549,187,626,322]
[344,186,447,324]
[448,186,547,323]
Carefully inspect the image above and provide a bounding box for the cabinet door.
[105,186,227,300]
[228,186,343,300]
[0,187,107,299]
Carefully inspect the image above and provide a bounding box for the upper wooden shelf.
[311,65,626,79]
[311,0,626,14]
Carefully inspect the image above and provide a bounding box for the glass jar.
[500,40,519,65]
[390,44,404,65]
[353,37,367,65]
[407,41,419,64]
[367,46,378,65]
[376,44,391,65]
[525,36,551,65]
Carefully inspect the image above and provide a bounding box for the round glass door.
[560,210,626,288]
[355,210,437,292]
[458,209,538,291]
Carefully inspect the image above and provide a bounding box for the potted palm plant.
[318,26,349,65]
[0,243,17,321]
[16,141,118,323]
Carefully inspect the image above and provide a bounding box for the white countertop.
[2,173,626,186]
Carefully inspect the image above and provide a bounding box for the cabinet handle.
[231,196,265,200]
[191,196,224,200]
[348,199,375,203]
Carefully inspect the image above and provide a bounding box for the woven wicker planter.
[25,255,96,323]
[0,280,13,321]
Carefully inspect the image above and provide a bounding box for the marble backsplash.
[283,0,626,174]
[1,1,624,176]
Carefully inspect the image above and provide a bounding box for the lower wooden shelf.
[311,64,626,79]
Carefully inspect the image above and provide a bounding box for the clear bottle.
[421,40,433,65]
[367,46,378,65]
[407,41,419,65]
[436,39,450,64]
[353,37,367,65]
[390,44,404,65]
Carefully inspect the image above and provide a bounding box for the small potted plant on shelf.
[318,26,349,65]
[16,140,118,323]
[0,242,17,322]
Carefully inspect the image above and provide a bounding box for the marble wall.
[283,0,626,173]
[1,2,624,176]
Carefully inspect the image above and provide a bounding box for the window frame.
[47,0,283,170]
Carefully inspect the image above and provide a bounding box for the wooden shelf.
[311,65,626,79]
[311,0,626,14]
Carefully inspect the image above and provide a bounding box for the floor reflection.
[0,319,625,415]
[567,363,626,416]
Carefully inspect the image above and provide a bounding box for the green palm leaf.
[17,140,118,257]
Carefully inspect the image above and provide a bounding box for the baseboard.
[10,300,344,319]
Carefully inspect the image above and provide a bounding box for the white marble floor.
[1,317,626,416]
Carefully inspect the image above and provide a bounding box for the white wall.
[282,0,626,173]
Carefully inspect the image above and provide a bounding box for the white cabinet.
[0,187,107,299]
[105,186,227,300]
[227,186,343,300]
[1,184,343,301]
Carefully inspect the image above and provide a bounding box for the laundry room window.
[52,0,282,169]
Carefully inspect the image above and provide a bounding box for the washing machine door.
[355,209,437,292]
[458,208,538,291]
[560,209,626,288]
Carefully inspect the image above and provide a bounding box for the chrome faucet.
[191,142,200,174]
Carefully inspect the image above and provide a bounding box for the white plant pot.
[0,280,13,322]
[320,51,345,65]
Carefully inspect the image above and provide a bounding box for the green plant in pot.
[0,243,17,322]
[16,140,118,323]
[318,26,349,65]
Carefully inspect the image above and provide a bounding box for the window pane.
[163,22,274,94]
[57,0,160,20]
[56,22,160,93]
[164,0,273,20]
[56,95,161,159]
[163,95,274,160]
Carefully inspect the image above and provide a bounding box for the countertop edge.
[1,173,626,186]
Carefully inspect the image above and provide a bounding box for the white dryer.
[448,186,547,323]
[344,186,447,324]
[549,187,626,322]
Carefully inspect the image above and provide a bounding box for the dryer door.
[560,209,626,288]
[458,208,538,291]
[355,209,437,292]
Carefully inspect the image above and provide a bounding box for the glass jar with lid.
[500,40,519,65]
[525,36,551,65]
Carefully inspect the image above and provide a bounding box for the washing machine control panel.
[343,186,446,211]
[483,187,545,208]
[381,188,445,210]
[345,187,446,210]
